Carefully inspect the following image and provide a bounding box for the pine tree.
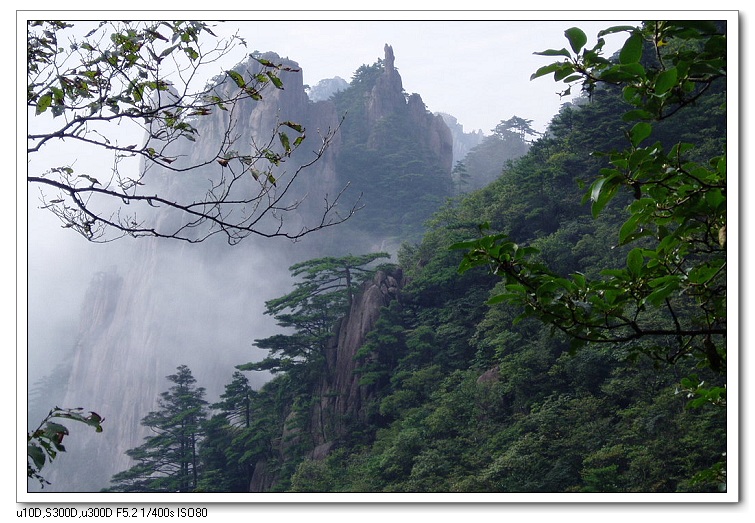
[214,371,254,429]
[238,253,391,379]
[107,365,208,492]
[197,371,256,492]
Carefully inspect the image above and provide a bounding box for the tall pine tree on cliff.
[107,365,208,492]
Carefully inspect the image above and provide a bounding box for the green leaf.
[645,280,679,306]
[597,25,637,37]
[534,48,572,58]
[505,283,528,294]
[629,122,652,147]
[626,248,644,276]
[267,71,284,89]
[648,274,680,288]
[244,86,262,101]
[159,44,179,58]
[600,63,646,82]
[50,86,65,105]
[554,65,578,81]
[227,70,245,88]
[670,142,695,158]
[705,188,725,210]
[687,264,722,285]
[562,74,584,83]
[279,132,291,154]
[255,57,275,67]
[588,172,622,217]
[654,67,678,94]
[281,121,304,133]
[486,293,509,305]
[619,32,644,64]
[183,46,199,61]
[36,93,52,114]
[619,214,641,245]
[564,27,588,54]
[622,109,655,122]
[28,444,46,470]
[530,62,565,81]
[44,421,69,437]
[715,155,726,176]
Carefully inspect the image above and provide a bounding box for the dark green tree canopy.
[238,253,391,376]
[196,371,256,492]
[461,20,726,365]
[494,116,541,142]
[213,371,255,429]
[330,57,453,242]
[107,365,208,492]
[453,21,727,484]
[190,21,728,495]
[35,20,729,495]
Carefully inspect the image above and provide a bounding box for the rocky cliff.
[248,267,403,491]
[307,76,349,102]
[327,44,454,248]
[312,267,402,446]
[365,45,453,171]
[438,112,485,166]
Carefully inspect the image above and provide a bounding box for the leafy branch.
[455,20,726,374]
[28,407,104,487]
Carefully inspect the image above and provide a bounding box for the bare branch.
[28,20,356,244]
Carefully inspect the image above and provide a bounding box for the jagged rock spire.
[384,43,395,72]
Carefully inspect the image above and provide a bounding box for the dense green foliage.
[457,21,727,375]
[453,116,532,192]
[237,253,391,379]
[196,372,256,492]
[330,60,453,242]
[229,21,723,494]
[107,366,208,492]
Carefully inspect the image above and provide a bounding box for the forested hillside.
[328,46,454,245]
[103,21,728,494]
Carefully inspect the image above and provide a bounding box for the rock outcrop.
[362,45,453,173]
[311,267,402,445]
[307,76,349,102]
[248,267,403,491]
[438,112,485,165]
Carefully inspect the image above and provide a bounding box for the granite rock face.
[311,268,403,444]
[363,45,453,173]
[248,268,403,491]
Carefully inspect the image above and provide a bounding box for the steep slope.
[247,267,403,491]
[234,76,727,494]
[330,45,454,247]
[39,52,345,492]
